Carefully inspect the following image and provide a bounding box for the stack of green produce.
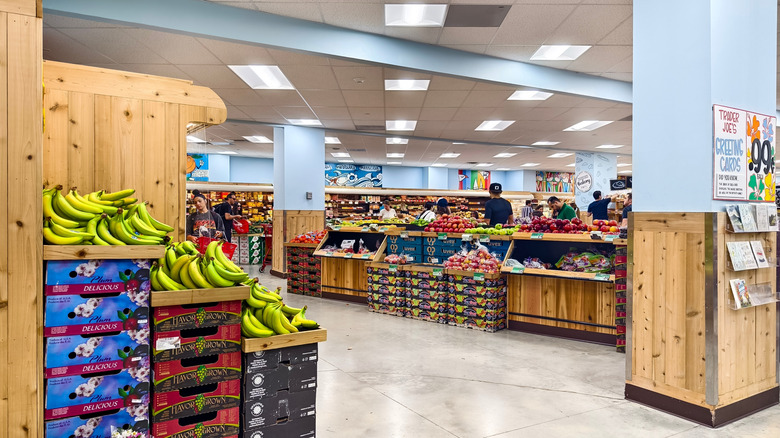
[242,280,319,337]
[151,241,249,291]
[43,185,173,245]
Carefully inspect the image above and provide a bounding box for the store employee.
[586,191,613,221]
[547,196,576,220]
[484,183,514,226]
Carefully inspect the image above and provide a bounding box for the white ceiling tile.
[348,107,385,119]
[43,28,116,65]
[237,105,284,119]
[599,72,632,82]
[225,105,250,120]
[385,91,426,108]
[461,90,514,107]
[440,44,488,54]
[283,65,340,90]
[108,64,193,81]
[483,45,546,63]
[252,90,308,106]
[535,94,589,108]
[319,3,384,33]
[275,106,317,119]
[178,64,250,88]
[342,90,385,107]
[491,4,576,45]
[299,90,347,107]
[566,45,632,73]
[438,27,500,45]
[321,120,356,130]
[385,107,421,120]
[383,27,443,45]
[57,28,168,64]
[333,66,384,90]
[419,107,458,121]
[197,38,276,65]
[252,2,324,21]
[428,77,476,91]
[125,29,222,65]
[451,107,495,121]
[423,90,470,107]
[267,48,331,65]
[214,89,265,106]
[598,16,632,45]
[546,4,632,45]
[606,55,633,73]
[312,107,353,119]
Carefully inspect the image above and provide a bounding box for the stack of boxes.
[405,265,449,323]
[614,245,628,352]
[286,245,322,297]
[446,271,507,332]
[366,263,409,316]
[43,258,152,437]
[237,234,265,265]
[422,234,465,264]
[386,231,422,263]
[151,301,243,437]
[241,344,319,437]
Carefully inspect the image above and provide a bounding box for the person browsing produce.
[214,191,243,243]
[586,190,614,221]
[519,200,533,219]
[417,201,436,221]
[547,196,576,220]
[378,200,397,220]
[186,190,225,243]
[436,198,451,216]
[621,192,632,228]
[484,183,514,226]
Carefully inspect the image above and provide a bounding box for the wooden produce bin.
[285,242,322,297]
[626,212,778,427]
[503,232,622,346]
[314,230,387,303]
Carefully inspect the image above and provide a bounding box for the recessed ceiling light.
[596,144,624,149]
[618,170,632,174]
[496,168,510,171]
[228,65,295,90]
[522,163,541,167]
[386,137,409,144]
[386,120,417,131]
[475,163,493,167]
[387,161,402,165]
[440,153,460,158]
[476,120,515,131]
[387,153,405,158]
[213,151,238,155]
[243,135,273,143]
[508,90,553,101]
[531,45,591,61]
[548,153,573,158]
[564,120,613,132]
[431,163,447,167]
[331,152,351,158]
[493,152,517,158]
[533,141,560,146]
[186,135,206,143]
[385,4,448,27]
[617,163,631,167]
[566,163,576,167]
[325,137,341,144]
[338,159,354,163]
[384,79,430,91]
[288,119,322,126]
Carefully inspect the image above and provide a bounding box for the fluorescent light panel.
[440,153,460,158]
[596,144,624,149]
[385,4,448,27]
[331,152,351,158]
[228,65,294,90]
[243,135,273,143]
[386,120,417,131]
[617,163,632,167]
[496,168,510,171]
[522,163,540,167]
[476,120,515,131]
[493,152,516,158]
[475,163,493,167]
[338,159,354,163]
[508,90,553,101]
[548,153,573,158]
[564,120,613,132]
[566,163,576,167]
[618,170,632,174]
[531,45,591,61]
[186,135,205,143]
[324,137,341,144]
[386,137,409,144]
[288,119,322,126]
[387,161,402,165]
[431,163,447,167]
[387,153,405,158]
[533,141,560,146]
[384,79,430,91]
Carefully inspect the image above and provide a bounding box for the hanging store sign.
[713,105,776,202]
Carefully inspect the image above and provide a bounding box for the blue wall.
[207,154,231,182]
[230,157,273,183]
[382,166,425,189]
[427,167,449,190]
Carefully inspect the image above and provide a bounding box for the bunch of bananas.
[42,185,173,245]
[242,280,319,338]
[151,241,249,291]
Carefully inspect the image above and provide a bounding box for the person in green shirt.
[547,196,576,220]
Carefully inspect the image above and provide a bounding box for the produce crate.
[385,230,423,262]
[366,262,409,316]
[614,245,628,353]
[285,242,322,297]
[444,269,507,332]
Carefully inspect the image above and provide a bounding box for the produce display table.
[314,230,387,302]
[285,242,322,297]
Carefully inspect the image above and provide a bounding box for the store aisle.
[244,269,780,438]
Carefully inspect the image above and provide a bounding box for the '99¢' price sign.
[746,113,776,201]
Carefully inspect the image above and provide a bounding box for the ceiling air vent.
[619,115,632,122]
[444,5,511,27]
[349,148,367,152]
[354,125,386,131]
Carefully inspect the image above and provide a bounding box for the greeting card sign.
[713,105,776,201]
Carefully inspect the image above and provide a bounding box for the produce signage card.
[44,407,149,438]
[45,259,152,296]
[750,240,770,268]
[44,293,148,336]
[713,105,776,201]
[45,329,150,378]
[45,368,150,420]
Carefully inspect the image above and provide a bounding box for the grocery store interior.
[1,0,780,437]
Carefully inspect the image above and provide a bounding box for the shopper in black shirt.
[586,191,613,221]
[621,192,632,227]
[214,191,243,243]
[484,183,514,226]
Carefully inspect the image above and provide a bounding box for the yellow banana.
[211,258,248,282]
[246,308,273,332]
[155,264,186,291]
[262,302,279,328]
[216,242,242,272]
[170,254,193,283]
[205,241,219,260]
[188,257,213,289]
[87,191,114,206]
[101,188,135,201]
[72,190,118,215]
[242,311,274,338]
[130,214,167,238]
[136,202,156,228]
[110,214,160,245]
[43,189,82,228]
[138,202,174,232]
[281,304,302,317]
[64,190,103,214]
[47,218,94,240]
[278,309,298,333]
[54,188,95,221]
[269,306,290,335]
[165,246,178,269]
[120,197,137,206]
[92,233,110,246]
[96,216,125,245]
[205,259,234,287]
[179,259,198,289]
[150,265,164,291]
[246,292,268,309]
[295,306,320,330]
[43,222,84,245]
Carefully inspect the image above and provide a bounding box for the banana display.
[151,240,250,291]
[242,280,319,338]
[42,185,174,245]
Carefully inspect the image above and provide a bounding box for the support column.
[271,126,325,276]
[574,152,617,211]
[628,0,778,426]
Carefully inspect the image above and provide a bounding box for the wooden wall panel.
[0,11,8,436]
[142,101,168,236]
[321,257,369,297]
[42,88,68,188]
[67,92,94,191]
[271,210,325,274]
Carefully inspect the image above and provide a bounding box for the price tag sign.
[400,232,409,239]
[438,233,447,240]
[511,266,525,274]
[594,273,611,281]
[604,235,616,242]
[433,268,443,277]
[344,253,353,259]
[389,264,398,273]
[479,235,490,243]
[473,273,485,281]
[462,234,472,241]
[332,226,341,231]
[431,257,439,264]
[379,227,388,232]
[531,233,544,239]
[360,253,371,259]
[407,255,415,262]
[361,226,369,232]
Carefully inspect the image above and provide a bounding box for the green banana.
[96,216,125,245]
[246,292,268,309]
[136,202,156,228]
[204,259,234,287]
[216,242,242,272]
[281,304,302,317]
[121,197,138,206]
[130,214,168,237]
[109,213,159,245]
[43,189,82,228]
[54,189,95,221]
[211,258,249,282]
[269,306,290,335]
[150,265,164,291]
[165,247,178,269]
[246,308,273,332]
[92,233,110,246]
[205,241,219,260]
[100,188,135,201]
[173,242,187,256]
[293,306,320,330]
[262,301,279,328]
[87,191,114,206]
[242,310,274,338]
[182,241,199,255]
[278,309,298,333]
[138,202,174,232]
[251,285,280,303]
[155,264,186,291]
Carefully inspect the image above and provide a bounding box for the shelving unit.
[43,245,165,260]
[186,188,274,222]
[150,285,251,307]
[241,328,328,352]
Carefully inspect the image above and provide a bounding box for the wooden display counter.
[314,230,387,302]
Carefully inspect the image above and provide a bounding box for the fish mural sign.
[325,163,383,187]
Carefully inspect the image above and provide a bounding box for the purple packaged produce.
[45,327,150,378]
[45,259,152,297]
[44,406,149,438]
[45,292,148,337]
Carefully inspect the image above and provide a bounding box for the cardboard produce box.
[153,301,242,332]
[44,407,149,438]
[241,389,315,431]
[153,351,242,393]
[45,259,152,296]
[152,406,240,438]
[152,379,241,423]
[45,327,149,378]
[243,362,317,401]
[243,344,318,374]
[45,367,150,420]
[153,324,241,362]
[44,292,148,336]
[241,414,315,438]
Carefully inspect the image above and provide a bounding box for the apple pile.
[443,248,501,274]
[518,217,589,234]
[589,220,620,233]
[423,215,477,233]
[384,253,409,264]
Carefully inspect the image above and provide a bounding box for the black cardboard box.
[241,414,316,438]
[243,344,318,374]
[243,362,317,401]
[241,389,316,431]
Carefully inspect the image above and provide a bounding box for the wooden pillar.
[627,212,778,426]
[271,210,325,276]
[0,1,42,437]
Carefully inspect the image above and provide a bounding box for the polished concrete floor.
[247,269,780,438]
